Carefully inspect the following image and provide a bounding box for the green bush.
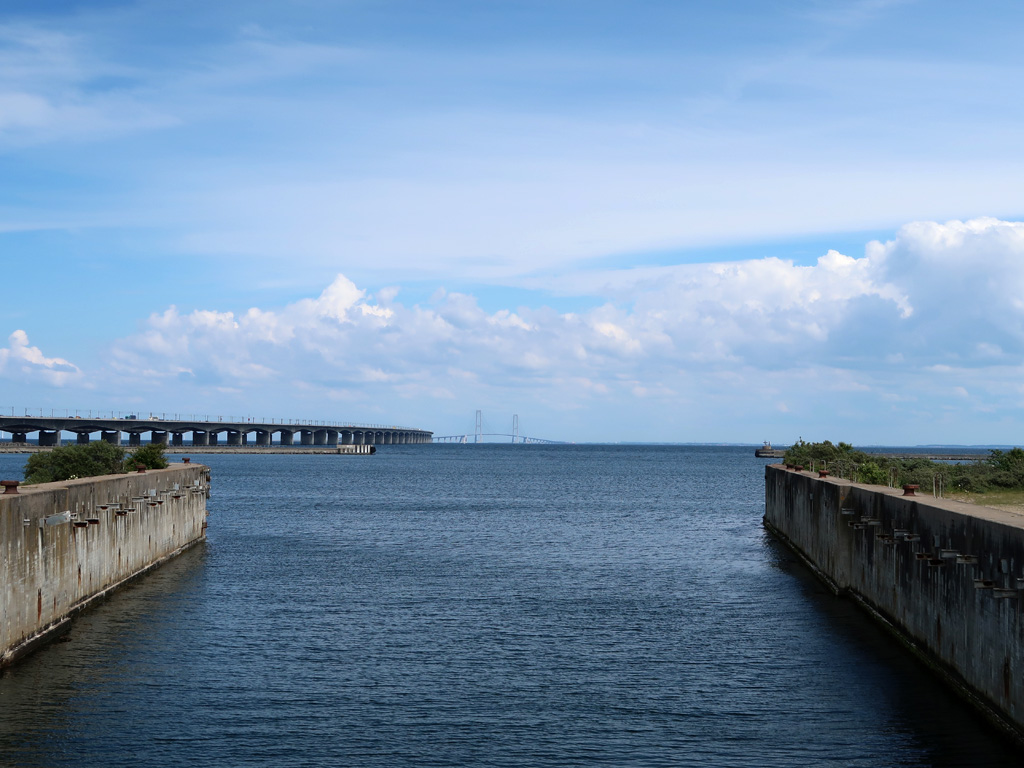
[125,443,169,471]
[857,461,889,486]
[784,439,872,470]
[24,441,126,485]
[985,448,1024,487]
[784,440,1021,494]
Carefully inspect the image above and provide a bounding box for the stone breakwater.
[0,463,209,666]
[764,464,1024,742]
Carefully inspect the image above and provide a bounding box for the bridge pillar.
[279,430,293,446]
[151,430,168,445]
[12,432,26,444]
[76,432,90,445]
[256,430,271,446]
[383,431,392,445]
[313,430,327,446]
[192,430,209,446]
[129,432,142,447]
[102,430,120,445]
[340,430,353,445]
[227,430,242,446]
[208,431,219,446]
[300,430,313,446]
[326,430,338,446]
[364,431,374,445]
[171,432,184,446]
[39,430,60,446]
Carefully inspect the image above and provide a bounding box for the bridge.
[0,412,432,447]
[432,411,562,444]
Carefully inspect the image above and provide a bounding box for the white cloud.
[0,330,81,386]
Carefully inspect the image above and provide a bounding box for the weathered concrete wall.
[765,464,1024,740]
[0,463,209,666]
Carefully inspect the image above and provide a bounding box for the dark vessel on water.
[755,441,786,458]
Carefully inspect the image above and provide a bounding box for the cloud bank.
[79,218,1021,440]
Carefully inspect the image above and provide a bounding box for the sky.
[2,0,1024,444]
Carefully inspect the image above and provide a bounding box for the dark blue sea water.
[0,445,1018,766]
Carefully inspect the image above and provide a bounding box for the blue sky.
[3,0,1024,444]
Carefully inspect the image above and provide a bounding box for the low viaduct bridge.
[0,415,432,447]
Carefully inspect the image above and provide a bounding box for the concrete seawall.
[0,463,209,666]
[764,464,1024,742]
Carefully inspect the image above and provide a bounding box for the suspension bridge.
[432,412,563,444]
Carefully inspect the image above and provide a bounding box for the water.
[0,445,1018,766]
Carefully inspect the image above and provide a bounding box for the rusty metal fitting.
[182,457,191,464]
[136,463,146,473]
[1,480,19,494]
[902,484,919,496]
[818,470,829,478]
[795,465,804,472]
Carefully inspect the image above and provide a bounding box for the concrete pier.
[0,463,209,667]
[765,465,1024,742]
